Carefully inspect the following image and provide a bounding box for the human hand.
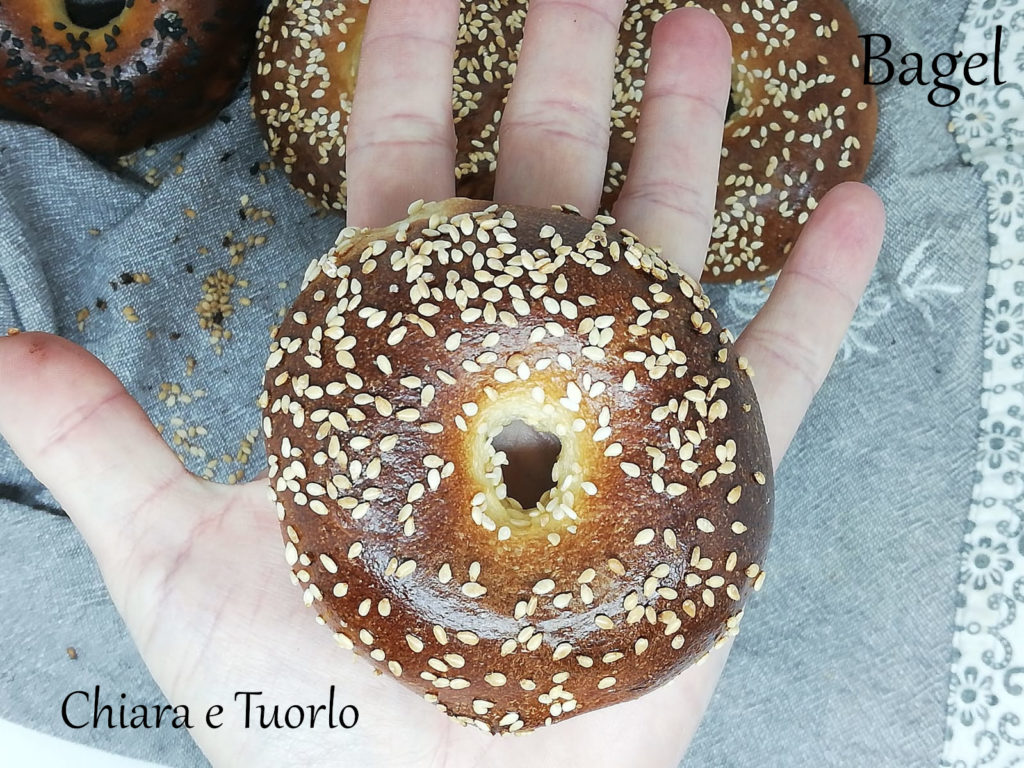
[0,2,884,766]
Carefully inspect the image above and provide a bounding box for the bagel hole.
[490,420,562,510]
[65,0,127,29]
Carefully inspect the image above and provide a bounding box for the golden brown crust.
[251,0,369,210]
[252,0,876,282]
[261,198,773,733]
[0,0,261,156]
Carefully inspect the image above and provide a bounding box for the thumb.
[0,332,203,589]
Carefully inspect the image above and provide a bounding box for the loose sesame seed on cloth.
[0,0,994,764]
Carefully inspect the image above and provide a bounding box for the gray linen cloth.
[0,0,988,765]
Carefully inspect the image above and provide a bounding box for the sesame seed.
[533,579,555,595]
[462,582,487,598]
[634,528,655,546]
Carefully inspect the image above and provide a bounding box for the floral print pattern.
[944,1,1024,765]
[960,536,1016,590]
[988,167,1024,228]
[948,666,1000,728]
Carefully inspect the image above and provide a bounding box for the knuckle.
[501,98,609,150]
[742,327,825,396]
[347,112,454,157]
[617,180,708,227]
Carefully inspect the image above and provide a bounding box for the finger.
[0,332,200,582]
[735,182,886,464]
[494,0,626,215]
[612,8,732,278]
[346,0,461,227]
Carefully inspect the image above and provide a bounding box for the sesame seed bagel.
[251,0,876,281]
[261,198,774,733]
[0,0,261,156]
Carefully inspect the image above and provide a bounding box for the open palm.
[0,3,884,766]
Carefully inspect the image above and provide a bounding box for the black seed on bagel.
[0,0,262,155]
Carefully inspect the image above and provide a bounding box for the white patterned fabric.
[943,2,1024,765]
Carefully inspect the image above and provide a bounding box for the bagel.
[0,0,260,155]
[261,198,774,732]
